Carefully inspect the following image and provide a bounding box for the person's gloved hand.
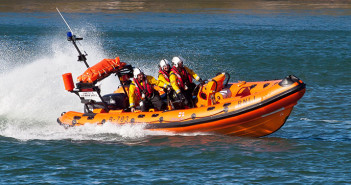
[166,85,172,92]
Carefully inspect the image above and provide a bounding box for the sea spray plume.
[0,40,32,73]
[0,42,82,121]
[0,27,106,125]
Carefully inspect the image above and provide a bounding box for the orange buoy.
[62,73,74,91]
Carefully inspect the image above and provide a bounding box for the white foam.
[0,117,211,141]
[0,119,169,141]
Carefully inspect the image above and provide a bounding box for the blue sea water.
[1,1,351,184]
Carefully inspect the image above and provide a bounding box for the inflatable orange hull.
[58,75,305,137]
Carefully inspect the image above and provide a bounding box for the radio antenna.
[56,8,74,35]
[56,8,89,68]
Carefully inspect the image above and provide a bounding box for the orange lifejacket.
[171,66,192,89]
[133,77,154,99]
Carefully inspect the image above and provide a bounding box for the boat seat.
[196,73,226,107]
[94,93,129,110]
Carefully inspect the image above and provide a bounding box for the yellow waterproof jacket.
[129,75,167,107]
[170,66,200,94]
[158,72,171,86]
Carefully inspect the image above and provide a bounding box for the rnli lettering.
[238,96,255,106]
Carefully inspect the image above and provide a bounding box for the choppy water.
[1,1,351,184]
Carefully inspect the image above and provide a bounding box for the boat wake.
[0,118,159,141]
[0,117,210,141]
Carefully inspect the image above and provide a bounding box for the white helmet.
[133,68,144,78]
[159,59,170,69]
[172,56,185,67]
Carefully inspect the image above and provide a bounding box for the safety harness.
[133,77,154,99]
[158,69,170,82]
[171,66,192,89]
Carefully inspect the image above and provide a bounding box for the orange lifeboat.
[58,61,306,137]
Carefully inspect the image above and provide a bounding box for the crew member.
[129,68,168,112]
[157,59,175,109]
[170,56,203,108]
[158,59,171,85]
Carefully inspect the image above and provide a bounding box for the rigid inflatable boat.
[56,30,305,137]
[57,57,306,137]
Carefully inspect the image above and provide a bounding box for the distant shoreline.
[1,0,351,15]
